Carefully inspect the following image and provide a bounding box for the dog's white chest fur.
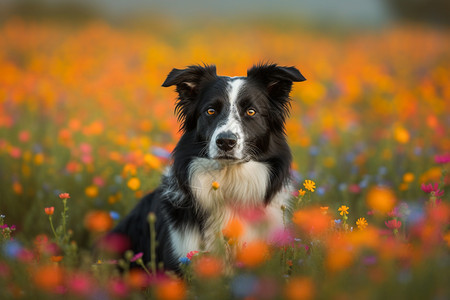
[189,158,270,209]
[168,158,291,260]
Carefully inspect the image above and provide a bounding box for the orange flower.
[193,256,223,278]
[298,189,306,196]
[394,125,410,144]
[51,256,63,262]
[211,181,220,190]
[144,154,161,169]
[320,206,329,213]
[292,207,331,235]
[155,278,186,300]
[127,269,148,289]
[284,277,315,300]
[366,186,396,213]
[85,185,99,198]
[33,265,64,292]
[237,240,269,268]
[325,236,354,273]
[84,210,113,233]
[44,207,55,215]
[222,217,244,240]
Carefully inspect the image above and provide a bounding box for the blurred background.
[0,0,448,246]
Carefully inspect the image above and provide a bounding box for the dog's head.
[163,64,305,162]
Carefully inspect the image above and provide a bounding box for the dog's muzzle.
[216,131,237,152]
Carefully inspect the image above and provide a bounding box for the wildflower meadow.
[1,18,449,299]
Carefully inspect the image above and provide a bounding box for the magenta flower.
[434,154,450,164]
[421,183,444,197]
[130,252,143,262]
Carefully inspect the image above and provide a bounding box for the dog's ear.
[163,65,217,132]
[247,63,305,97]
[162,65,217,98]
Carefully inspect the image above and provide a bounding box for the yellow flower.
[303,180,316,192]
[85,185,99,198]
[338,205,349,216]
[298,189,306,196]
[394,126,410,144]
[356,217,368,230]
[127,177,141,191]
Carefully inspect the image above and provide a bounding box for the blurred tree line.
[384,0,450,25]
[0,0,449,26]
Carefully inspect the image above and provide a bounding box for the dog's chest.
[188,158,270,209]
[168,159,291,260]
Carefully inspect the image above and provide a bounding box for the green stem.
[148,213,157,276]
[137,259,152,276]
[62,198,68,244]
[49,216,58,240]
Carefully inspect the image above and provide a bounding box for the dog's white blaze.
[209,78,246,159]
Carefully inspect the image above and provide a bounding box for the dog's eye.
[246,109,256,116]
[207,108,216,115]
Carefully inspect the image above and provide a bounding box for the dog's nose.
[216,132,237,152]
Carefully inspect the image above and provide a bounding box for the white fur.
[169,225,203,259]
[189,158,269,210]
[209,78,246,159]
[185,158,291,253]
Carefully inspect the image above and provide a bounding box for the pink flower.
[130,252,143,262]
[19,130,30,142]
[348,184,361,194]
[269,228,294,247]
[68,273,93,296]
[434,154,450,164]
[93,176,105,187]
[109,279,129,298]
[385,219,402,229]
[186,251,199,260]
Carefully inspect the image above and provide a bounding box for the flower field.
[1,18,450,299]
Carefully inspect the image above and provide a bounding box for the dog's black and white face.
[163,64,305,163]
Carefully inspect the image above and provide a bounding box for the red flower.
[385,219,402,229]
[44,207,55,215]
[186,251,199,260]
[59,193,70,199]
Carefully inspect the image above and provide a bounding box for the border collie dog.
[109,63,306,272]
